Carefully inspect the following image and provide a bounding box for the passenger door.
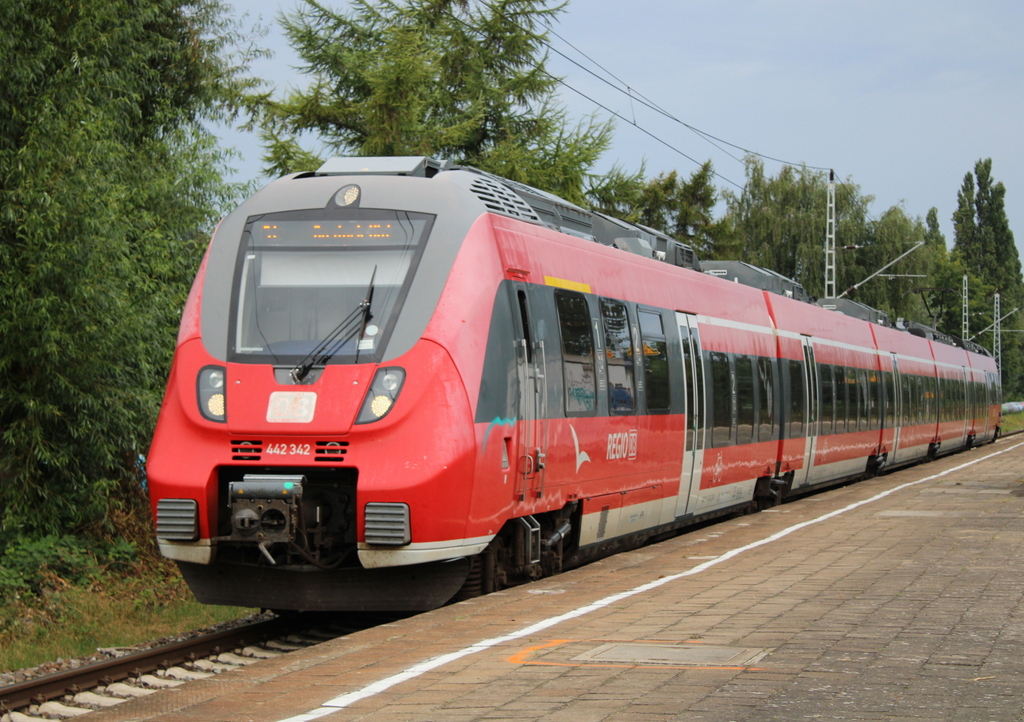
[510,283,549,502]
[675,312,706,517]
[791,337,819,488]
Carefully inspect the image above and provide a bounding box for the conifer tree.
[952,159,1023,395]
[261,0,612,204]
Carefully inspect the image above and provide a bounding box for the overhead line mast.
[825,170,836,299]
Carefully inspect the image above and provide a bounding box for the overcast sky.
[219,0,1023,258]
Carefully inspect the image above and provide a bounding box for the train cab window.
[231,208,433,365]
[710,351,732,447]
[788,359,804,438]
[819,364,834,435]
[736,356,755,445]
[639,310,670,413]
[757,357,775,441]
[555,292,596,415]
[600,299,635,414]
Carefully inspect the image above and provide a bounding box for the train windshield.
[231,208,434,364]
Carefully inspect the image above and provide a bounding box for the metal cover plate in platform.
[571,643,768,666]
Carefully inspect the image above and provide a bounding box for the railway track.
[0,611,405,720]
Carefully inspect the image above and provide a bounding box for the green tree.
[0,0,255,535]
[262,0,612,204]
[722,158,941,322]
[585,161,738,258]
[951,159,1023,395]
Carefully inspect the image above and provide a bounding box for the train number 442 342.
[265,443,311,456]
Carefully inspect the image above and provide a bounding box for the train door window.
[679,321,704,450]
[788,359,804,438]
[639,310,670,413]
[710,351,732,447]
[517,290,533,363]
[757,357,774,441]
[681,326,695,451]
[819,364,834,435]
[555,292,596,416]
[600,299,635,414]
[884,372,892,428]
[736,355,755,445]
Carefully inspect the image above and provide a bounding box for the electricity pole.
[825,170,836,298]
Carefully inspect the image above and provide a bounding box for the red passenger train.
[148,156,1001,611]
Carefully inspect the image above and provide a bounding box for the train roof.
[308,156,990,359]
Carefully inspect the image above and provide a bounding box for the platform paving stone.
[85,436,1024,722]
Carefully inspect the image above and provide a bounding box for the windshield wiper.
[290,267,376,383]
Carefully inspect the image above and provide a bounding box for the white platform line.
[278,440,1024,722]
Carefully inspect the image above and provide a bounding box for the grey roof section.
[702,260,808,302]
[816,297,893,327]
[316,156,452,177]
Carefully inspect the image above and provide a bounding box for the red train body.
[148,157,1001,611]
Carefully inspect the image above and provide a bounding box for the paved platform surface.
[93,437,1024,722]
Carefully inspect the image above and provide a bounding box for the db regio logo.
[606,430,638,460]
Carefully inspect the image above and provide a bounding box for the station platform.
[93,436,1024,722]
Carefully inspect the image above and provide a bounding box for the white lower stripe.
[277,440,1024,721]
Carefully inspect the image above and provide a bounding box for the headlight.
[197,366,227,422]
[356,367,405,424]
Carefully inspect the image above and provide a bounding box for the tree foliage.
[722,158,950,324]
[262,0,613,204]
[585,162,738,257]
[0,0,254,535]
[951,159,1024,395]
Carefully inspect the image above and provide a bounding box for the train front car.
[148,157,502,611]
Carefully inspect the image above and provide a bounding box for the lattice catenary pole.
[962,273,969,339]
[995,292,1002,371]
[825,170,836,299]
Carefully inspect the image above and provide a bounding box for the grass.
[1000,410,1024,435]
[0,562,254,673]
[0,498,256,674]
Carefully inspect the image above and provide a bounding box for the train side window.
[856,368,869,431]
[845,367,859,432]
[757,356,774,441]
[600,298,635,414]
[710,351,732,447]
[555,291,596,416]
[788,359,804,438]
[918,376,926,423]
[736,355,755,445]
[835,365,847,434]
[867,369,880,430]
[639,310,670,413]
[819,364,834,435]
[903,375,912,425]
